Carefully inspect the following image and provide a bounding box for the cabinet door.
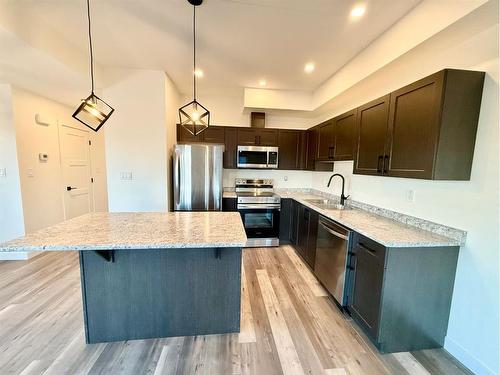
[223,128,237,169]
[177,124,202,143]
[279,199,292,243]
[334,109,356,161]
[349,235,386,340]
[317,121,335,160]
[237,128,258,145]
[297,205,310,260]
[289,200,300,245]
[278,130,301,170]
[203,126,225,143]
[222,198,237,212]
[386,72,444,179]
[305,209,319,268]
[306,128,318,170]
[258,129,278,146]
[354,95,390,176]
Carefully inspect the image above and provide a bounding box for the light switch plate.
[0,168,6,178]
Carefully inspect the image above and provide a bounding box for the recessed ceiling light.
[259,79,267,87]
[304,62,315,74]
[194,69,204,78]
[350,4,366,18]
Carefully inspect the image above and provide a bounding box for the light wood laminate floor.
[0,246,472,375]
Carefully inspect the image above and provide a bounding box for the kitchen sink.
[304,198,350,211]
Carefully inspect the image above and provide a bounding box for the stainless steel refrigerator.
[173,144,224,211]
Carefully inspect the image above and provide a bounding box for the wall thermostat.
[39,153,49,162]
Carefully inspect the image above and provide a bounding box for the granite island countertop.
[0,212,248,252]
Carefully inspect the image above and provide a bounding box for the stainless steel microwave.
[237,146,279,169]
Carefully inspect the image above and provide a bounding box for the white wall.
[223,168,320,190]
[165,73,181,212]
[104,70,168,212]
[0,85,25,252]
[310,5,499,374]
[182,92,312,129]
[11,87,108,234]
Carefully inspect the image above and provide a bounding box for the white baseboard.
[445,336,498,375]
[0,251,39,261]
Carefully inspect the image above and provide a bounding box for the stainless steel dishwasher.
[314,216,352,306]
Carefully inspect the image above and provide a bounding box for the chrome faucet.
[327,173,350,207]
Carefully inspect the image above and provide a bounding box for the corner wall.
[0,84,25,258]
[311,4,499,374]
[104,70,169,212]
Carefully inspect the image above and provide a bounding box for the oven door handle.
[238,204,280,210]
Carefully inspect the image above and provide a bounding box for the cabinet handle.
[328,146,334,159]
[377,155,383,173]
[383,155,389,174]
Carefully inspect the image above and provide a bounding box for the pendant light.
[178,0,210,136]
[72,0,114,132]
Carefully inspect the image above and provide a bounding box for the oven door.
[238,205,280,239]
[237,146,268,168]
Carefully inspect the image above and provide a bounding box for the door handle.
[383,155,389,174]
[66,186,77,191]
[377,155,383,173]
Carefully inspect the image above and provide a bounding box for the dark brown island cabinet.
[353,69,485,180]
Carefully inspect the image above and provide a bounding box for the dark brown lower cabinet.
[296,204,318,268]
[279,199,292,244]
[289,200,300,246]
[347,233,459,353]
[222,198,237,212]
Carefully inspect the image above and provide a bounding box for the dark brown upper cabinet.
[354,95,391,175]
[237,128,278,146]
[177,124,202,143]
[202,126,225,143]
[306,127,319,170]
[223,128,238,169]
[333,109,357,160]
[278,130,307,170]
[354,69,485,180]
[317,120,335,160]
[176,125,225,144]
[316,110,356,162]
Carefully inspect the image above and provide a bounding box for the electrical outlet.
[120,172,133,180]
[406,189,415,203]
[0,168,6,178]
[283,176,288,182]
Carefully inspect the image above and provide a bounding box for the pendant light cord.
[87,0,95,94]
[193,5,197,101]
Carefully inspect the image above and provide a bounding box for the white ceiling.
[0,0,421,95]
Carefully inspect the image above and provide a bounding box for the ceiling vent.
[251,112,265,128]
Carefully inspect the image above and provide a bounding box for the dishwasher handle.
[319,220,349,240]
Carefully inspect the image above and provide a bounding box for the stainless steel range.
[235,178,281,247]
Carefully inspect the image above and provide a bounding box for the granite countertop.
[0,212,247,252]
[223,191,237,198]
[278,191,461,248]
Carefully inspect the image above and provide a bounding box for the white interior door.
[59,124,93,220]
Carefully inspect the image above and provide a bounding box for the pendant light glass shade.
[72,0,114,132]
[179,1,210,136]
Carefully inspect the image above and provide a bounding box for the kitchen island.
[0,212,247,344]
